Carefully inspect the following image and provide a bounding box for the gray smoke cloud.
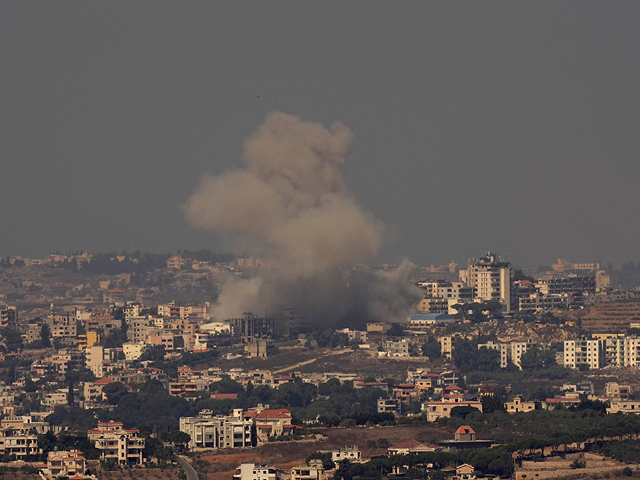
[184,112,421,327]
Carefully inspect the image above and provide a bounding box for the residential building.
[564,338,605,369]
[606,336,640,368]
[505,395,538,413]
[0,306,18,328]
[319,445,361,463]
[88,422,145,465]
[386,339,410,357]
[291,460,326,480]
[438,336,453,360]
[605,382,632,400]
[377,398,401,415]
[0,427,39,458]
[254,409,297,442]
[461,252,511,311]
[607,400,640,415]
[46,450,86,478]
[510,341,532,369]
[422,399,483,422]
[233,463,277,480]
[179,409,252,449]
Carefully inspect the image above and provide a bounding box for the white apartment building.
[564,338,605,369]
[179,409,252,449]
[606,336,640,368]
[461,252,511,311]
[511,341,531,369]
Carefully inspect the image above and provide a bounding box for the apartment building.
[179,409,253,449]
[606,336,640,367]
[88,422,145,465]
[461,252,511,311]
[0,305,18,328]
[564,338,605,369]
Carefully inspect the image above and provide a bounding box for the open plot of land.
[560,300,640,332]
[210,347,435,380]
[517,452,638,480]
[99,466,185,480]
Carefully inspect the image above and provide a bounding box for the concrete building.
[46,450,86,478]
[88,422,145,465]
[606,336,640,368]
[438,336,453,360]
[0,305,18,328]
[179,409,253,449]
[461,252,511,311]
[505,395,538,413]
[233,463,277,480]
[510,341,532,370]
[564,338,605,370]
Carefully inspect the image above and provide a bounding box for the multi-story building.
[0,428,39,458]
[606,336,640,368]
[254,409,297,442]
[536,275,596,296]
[179,409,253,449]
[45,450,86,478]
[88,422,145,465]
[386,339,410,357]
[510,341,532,370]
[0,306,18,328]
[605,382,632,400]
[461,252,511,311]
[438,336,453,360]
[564,338,605,370]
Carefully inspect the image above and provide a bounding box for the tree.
[40,323,51,348]
[520,344,556,370]
[422,336,441,359]
[386,323,405,337]
[168,431,191,451]
[481,394,505,413]
[102,382,129,405]
[209,379,244,394]
[139,344,166,362]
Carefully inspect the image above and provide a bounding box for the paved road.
[177,456,199,480]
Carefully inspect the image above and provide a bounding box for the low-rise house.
[388,439,438,455]
[254,409,298,442]
[319,445,361,463]
[377,398,401,415]
[607,399,640,415]
[291,459,325,480]
[422,398,483,421]
[505,395,537,413]
[455,463,476,480]
[233,463,277,480]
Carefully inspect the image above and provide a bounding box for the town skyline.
[3,3,640,267]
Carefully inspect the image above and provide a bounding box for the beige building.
[461,252,511,311]
[46,450,86,478]
[564,338,605,369]
[88,422,145,465]
[505,395,538,413]
[438,336,453,359]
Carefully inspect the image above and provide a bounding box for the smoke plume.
[184,112,421,327]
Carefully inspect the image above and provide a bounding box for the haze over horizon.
[2,3,640,269]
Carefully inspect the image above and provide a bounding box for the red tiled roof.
[256,409,292,419]
[94,377,114,385]
[445,385,463,391]
[455,425,476,435]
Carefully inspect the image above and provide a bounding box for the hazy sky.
[1,2,639,268]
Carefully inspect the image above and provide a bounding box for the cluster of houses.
[0,416,144,479]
